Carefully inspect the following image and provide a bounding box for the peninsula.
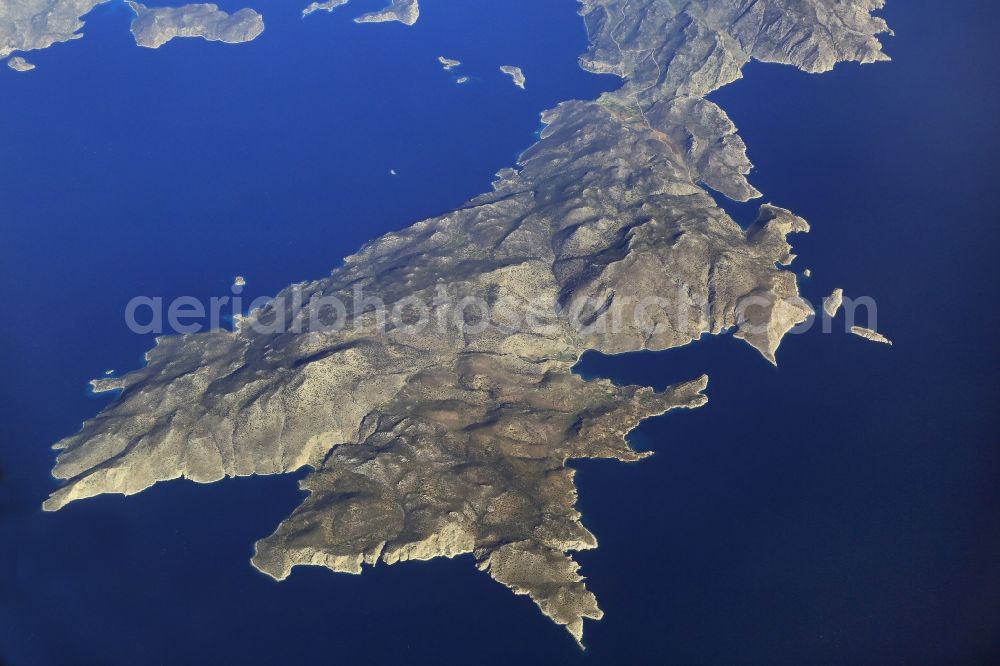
[0,0,106,58]
[41,0,893,646]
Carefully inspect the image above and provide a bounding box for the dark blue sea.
[1,0,997,663]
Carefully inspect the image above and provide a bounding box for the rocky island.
[6,55,35,71]
[353,0,419,26]
[823,288,844,317]
[126,1,264,49]
[851,325,893,345]
[500,65,526,89]
[438,56,461,71]
[302,0,348,18]
[41,0,892,646]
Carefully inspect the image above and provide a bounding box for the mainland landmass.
[126,1,264,49]
[0,0,106,59]
[500,65,526,89]
[0,0,263,56]
[38,0,892,646]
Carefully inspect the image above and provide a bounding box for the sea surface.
[1,1,998,664]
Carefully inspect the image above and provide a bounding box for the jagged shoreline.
[37,0,892,645]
